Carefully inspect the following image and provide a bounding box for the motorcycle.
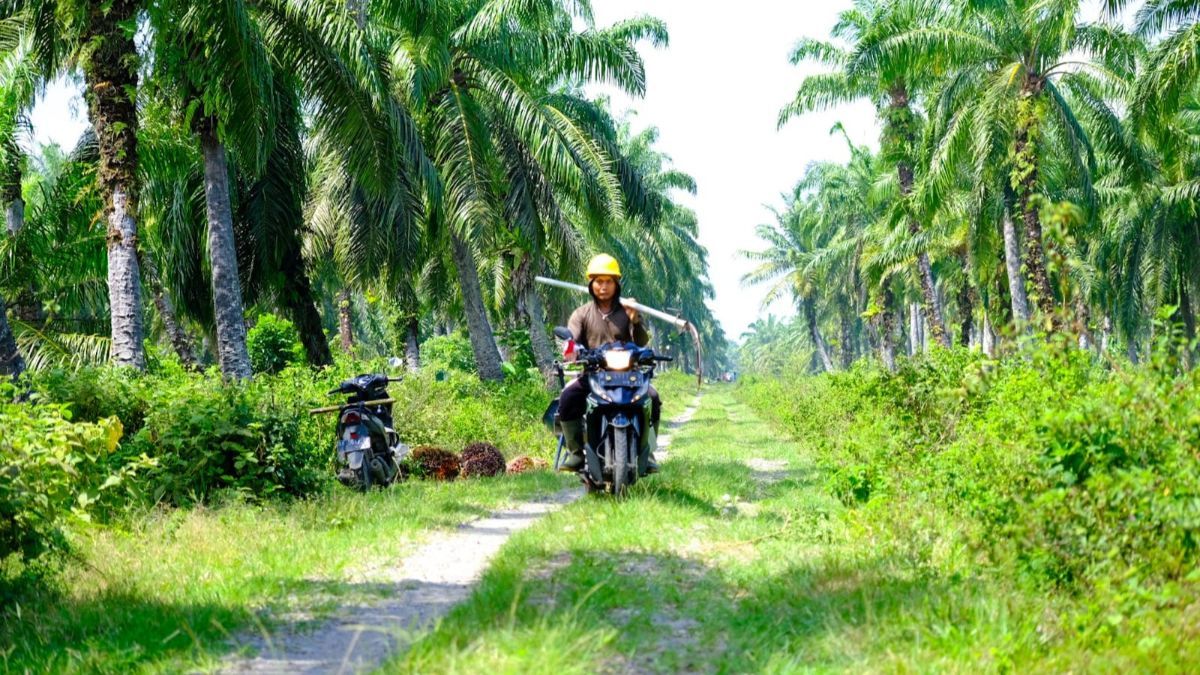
[312,373,409,490]
[547,326,672,496]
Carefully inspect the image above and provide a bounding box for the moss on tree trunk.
[82,0,145,369]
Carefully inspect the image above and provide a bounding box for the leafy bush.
[33,366,150,434]
[24,356,556,509]
[497,329,537,371]
[739,343,1200,596]
[387,369,554,458]
[0,384,141,564]
[421,332,477,373]
[246,313,304,374]
[124,372,325,506]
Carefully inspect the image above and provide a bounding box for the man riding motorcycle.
[557,253,662,473]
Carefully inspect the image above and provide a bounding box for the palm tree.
[888,0,1126,333]
[742,194,841,373]
[781,0,951,348]
[147,0,413,378]
[0,0,148,368]
[375,0,666,381]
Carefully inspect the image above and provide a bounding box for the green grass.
[377,384,1198,673]
[8,378,1193,672]
[0,471,572,673]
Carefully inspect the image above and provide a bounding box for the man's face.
[591,275,617,301]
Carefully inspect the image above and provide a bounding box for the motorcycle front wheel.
[609,427,633,497]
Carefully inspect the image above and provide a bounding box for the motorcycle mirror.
[552,326,573,340]
[387,356,404,369]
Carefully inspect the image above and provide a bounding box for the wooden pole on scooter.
[308,398,396,415]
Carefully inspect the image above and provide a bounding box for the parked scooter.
[311,373,409,490]
[546,326,672,496]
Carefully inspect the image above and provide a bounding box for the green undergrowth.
[0,470,572,673]
[1,350,571,671]
[379,381,1198,672]
[2,357,557,574]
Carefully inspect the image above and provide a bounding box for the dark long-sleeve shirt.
[567,301,650,349]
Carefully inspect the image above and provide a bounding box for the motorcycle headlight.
[604,350,633,371]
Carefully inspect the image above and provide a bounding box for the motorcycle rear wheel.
[358,449,373,492]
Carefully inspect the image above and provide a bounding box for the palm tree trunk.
[337,288,354,353]
[83,0,145,370]
[1002,207,1031,325]
[5,197,22,236]
[1074,293,1093,351]
[449,231,504,381]
[405,316,420,372]
[523,284,557,377]
[890,87,950,348]
[957,282,974,348]
[804,296,834,373]
[839,308,855,369]
[1013,96,1058,328]
[1180,275,1196,367]
[279,239,332,367]
[3,174,45,327]
[2,131,23,237]
[982,311,997,356]
[199,123,252,380]
[142,257,197,368]
[878,280,897,371]
[0,293,24,378]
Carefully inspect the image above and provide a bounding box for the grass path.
[377,384,1125,673]
[378,384,861,672]
[1,472,573,673]
[216,391,706,673]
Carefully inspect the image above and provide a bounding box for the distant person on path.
[557,254,662,472]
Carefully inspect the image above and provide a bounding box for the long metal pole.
[535,276,703,387]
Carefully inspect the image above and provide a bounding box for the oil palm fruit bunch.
[407,446,460,481]
[460,442,505,478]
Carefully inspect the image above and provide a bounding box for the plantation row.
[743,0,1200,374]
[740,340,1200,661]
[0,0,729,388]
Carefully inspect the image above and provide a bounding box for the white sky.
[25,0,1121,343]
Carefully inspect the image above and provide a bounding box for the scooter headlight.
[604,350,633,371]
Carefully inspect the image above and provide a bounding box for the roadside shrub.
[421,333,476,373]
[460,442,505,478]
[33,366,150,433]
[0,385,140,565]
[497,329,537,371]
[739,343,1200,596]
[24,356,556,508]
[247,313,304,374]
[124,372,325,506]
[406,446,460,481]
[387,370,554,459]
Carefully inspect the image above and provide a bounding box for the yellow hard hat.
[586,253,622,279]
